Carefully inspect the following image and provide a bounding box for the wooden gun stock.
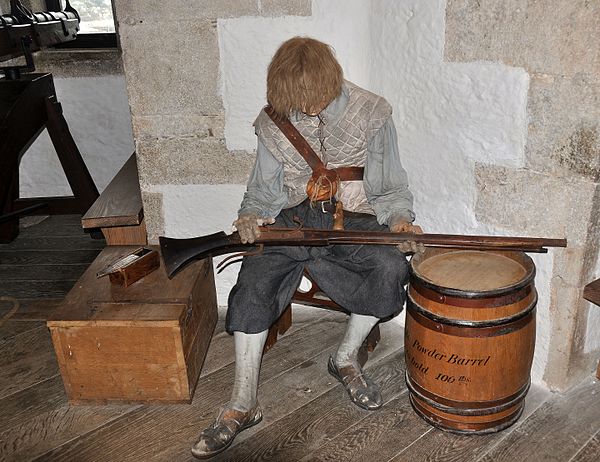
[159,227,567,279]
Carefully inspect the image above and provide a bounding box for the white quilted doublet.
[254,81,392,213]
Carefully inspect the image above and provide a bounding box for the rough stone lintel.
[34,50,124,78]
[2,50,123,78]
[113,0,311,24]
[136,138,255,187]
[131,114,225,141]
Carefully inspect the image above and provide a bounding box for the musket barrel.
[160,227,566,279]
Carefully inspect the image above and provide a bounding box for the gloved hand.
[389,215,425,254]
[233,214,275,244]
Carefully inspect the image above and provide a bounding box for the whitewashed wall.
[19,75,134,197]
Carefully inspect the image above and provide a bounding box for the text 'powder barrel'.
[405,249,537,434]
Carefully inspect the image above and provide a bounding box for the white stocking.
[229,330,268,411]
[335,313,379,367]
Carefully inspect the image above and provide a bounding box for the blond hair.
[267,37,343,120]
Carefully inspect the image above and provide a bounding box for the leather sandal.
[191,405,263,459]
[327,355,383,410]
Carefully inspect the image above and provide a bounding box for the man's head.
[267,37,343,120]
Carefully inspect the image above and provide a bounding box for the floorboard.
[0,280,77,299]
[388,384,551,462]
[8,299,63,321]
[0,249,101,266]
[0,236,105,251]
[478,377,600,462]
[0,373,139,462]
[0,326,59,400]
[228,320,406,451]
[0,265,91,281]
[570,429,600,462]
[0,320,45,341]
[18,215,89,238]
[215,341,407,462]
[300,393,430,462]
[0,375,67,430]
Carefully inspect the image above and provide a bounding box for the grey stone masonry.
[445,0,600,77]
[446,0,600,181]
[113,0,312,242]
[446,0,600,390]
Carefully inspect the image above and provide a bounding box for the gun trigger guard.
[216,244,265,273]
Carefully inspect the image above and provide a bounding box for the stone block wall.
[112,0,311,242]
[446,0,600,390]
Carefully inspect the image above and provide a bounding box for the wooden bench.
[583,278,600,379]
[81,152,147,245]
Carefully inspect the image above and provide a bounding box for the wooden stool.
[264,271,381,361]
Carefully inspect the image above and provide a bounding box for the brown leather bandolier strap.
[334,166,363,181]
[264,105,364,181]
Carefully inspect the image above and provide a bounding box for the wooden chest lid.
[48,245,210,326]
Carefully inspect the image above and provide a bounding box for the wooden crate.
[47,246,217,404]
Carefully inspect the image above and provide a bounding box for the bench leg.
[264,305,292,353]
[102,219,148,246]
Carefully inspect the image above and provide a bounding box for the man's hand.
[233,214,275,244]
[389,215,425,254]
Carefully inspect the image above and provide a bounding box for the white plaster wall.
[19,75,134,197]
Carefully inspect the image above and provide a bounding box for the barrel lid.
[410,250,535,298]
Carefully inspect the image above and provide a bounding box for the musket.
[159,227,567,279]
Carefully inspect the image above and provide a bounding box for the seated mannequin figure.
[191,36,422,459]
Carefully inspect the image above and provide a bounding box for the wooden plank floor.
[1,215,599,462]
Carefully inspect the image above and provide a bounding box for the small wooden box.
[102,247,160,287]
[47,246,217,404]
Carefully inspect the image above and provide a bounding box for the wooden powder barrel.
[405,248,537,434]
